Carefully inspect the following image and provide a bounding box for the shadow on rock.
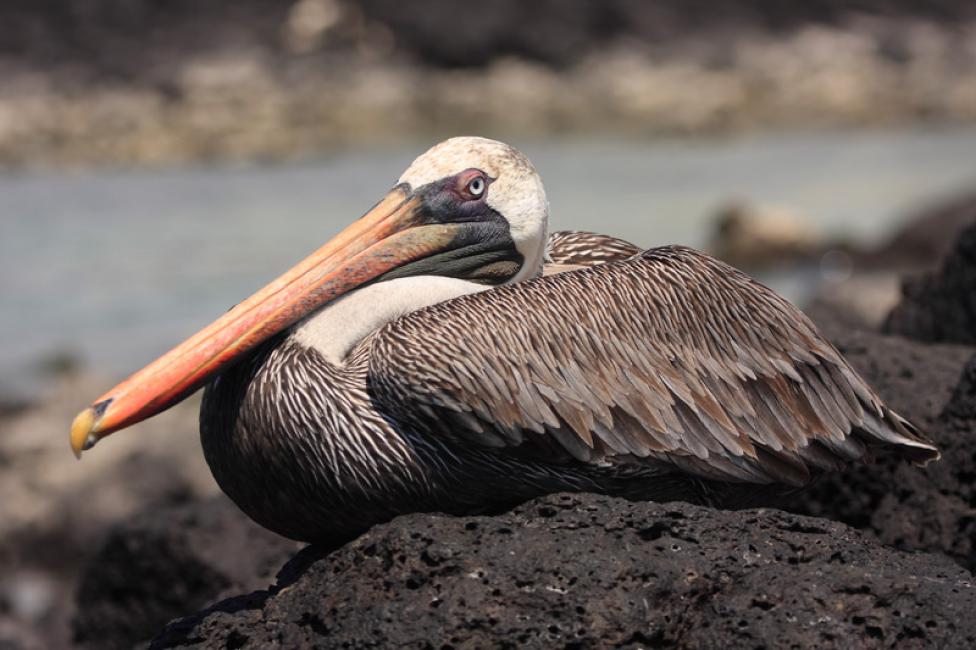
[149,543,342,649]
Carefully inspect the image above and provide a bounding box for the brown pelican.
[70,137,939,543]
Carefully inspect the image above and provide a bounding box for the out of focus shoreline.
[3,1,976,168]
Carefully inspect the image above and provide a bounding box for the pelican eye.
[467,176,485,197]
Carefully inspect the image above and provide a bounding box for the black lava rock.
[72,497,299,650]
[151,494,976,649]
[784,324,976,571]
[354,1,976,68]
[885,224,976,345]
[862,192,976,271]
[7,1,976,75]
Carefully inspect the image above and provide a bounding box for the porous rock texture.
[150,494,975,649]
[884,223,976,345]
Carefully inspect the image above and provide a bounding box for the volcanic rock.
[796,307,976,570]
[72,497,299,650]
[151,494,976,649]
[864,192,976,272]
[884,224,976,345]
[786,331,976,571]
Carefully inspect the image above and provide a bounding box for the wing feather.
[546,230,643,266]
[368,245,939,485]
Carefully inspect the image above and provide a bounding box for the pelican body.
[71,138,939,543]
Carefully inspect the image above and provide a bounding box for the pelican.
[70,137,939,543]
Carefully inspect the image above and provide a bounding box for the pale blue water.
[2,128,975,394]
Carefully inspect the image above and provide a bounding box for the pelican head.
[398,137,548,283]
[70,137,548,455]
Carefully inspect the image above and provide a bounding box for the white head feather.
[398,136,549,282]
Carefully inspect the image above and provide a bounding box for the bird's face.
[394,136,548,285]
[70,137,548,454]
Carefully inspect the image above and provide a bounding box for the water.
[2,127,975,393]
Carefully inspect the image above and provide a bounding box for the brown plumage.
[201,234,936,542]
[372,244,937,484]
[547,230,643,265]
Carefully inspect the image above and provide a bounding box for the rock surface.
[151,494,976,649]
[885,224,976,346]
[72,497,300,650]
[787,322,976,572]
[861,193,976,272]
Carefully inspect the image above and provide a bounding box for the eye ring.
[466,176,486,198]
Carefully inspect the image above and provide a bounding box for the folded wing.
[368,246,939,486]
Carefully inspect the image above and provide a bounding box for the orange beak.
[70,185,452,457]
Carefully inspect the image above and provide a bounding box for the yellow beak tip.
[70,407,99,458]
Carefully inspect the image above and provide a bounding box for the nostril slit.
[92,399,113,417]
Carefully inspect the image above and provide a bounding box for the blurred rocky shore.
[1,192,975,648]
[3,0,976,168]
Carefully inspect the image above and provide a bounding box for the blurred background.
[1,1,976,648]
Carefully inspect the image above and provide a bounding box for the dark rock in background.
[151,494,976,649]
[861,193,976,272]
[5,0,976,73]
[0,617,45,650]
[355,0,976,68]
[787,320,976,572]
[0,379,217,650]
[802,193,976,332]
[72,497,299,650]
[884,224,976,346]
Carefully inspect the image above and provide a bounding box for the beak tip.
[70,407,99,458]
